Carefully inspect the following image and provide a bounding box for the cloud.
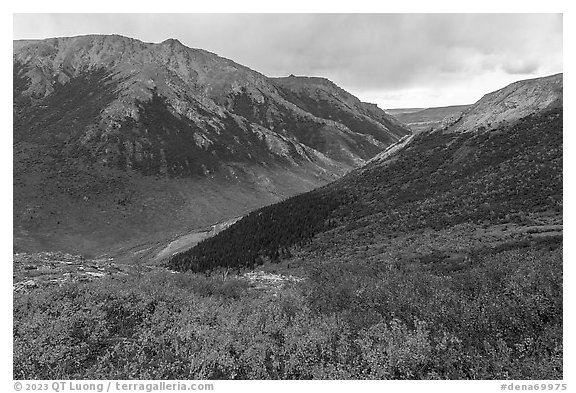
[502,60,540,75]
[199,14,562,87]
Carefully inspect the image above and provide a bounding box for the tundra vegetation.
[13,238,562,379]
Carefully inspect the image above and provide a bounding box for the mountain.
[168,73,562,272]
[388,105,471,133]
[13,34,409,256]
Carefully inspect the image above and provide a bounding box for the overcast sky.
[13,13,563,109]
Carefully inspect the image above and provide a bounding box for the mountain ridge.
[370,73,562,166]
[13,34,409,256]
[442,73,562,133]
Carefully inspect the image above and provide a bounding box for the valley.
[387,105,471,133]
[13,33,563,381]
[14,213,561,294]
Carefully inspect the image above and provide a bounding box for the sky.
[13,13,563,109]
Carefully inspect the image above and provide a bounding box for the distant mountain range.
[387,105,471,133]
[169,73,562,272]
[13,34,409,255]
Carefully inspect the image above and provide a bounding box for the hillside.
[161,74,563,380]
[169,105,562,271]
[13,35,409,256]
[168,74,562,272]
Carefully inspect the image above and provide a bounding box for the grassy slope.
[14,159,336,257]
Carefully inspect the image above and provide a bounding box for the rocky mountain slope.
[271,76,408,162]
[169,73,562,272]
[442,73,562,133]
[13,34,409,256]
